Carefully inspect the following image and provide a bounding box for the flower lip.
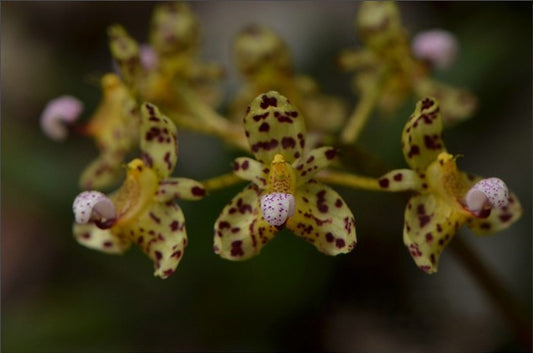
[73,191,116,228]
[40,95,84,141]
[260,193,295,227]
[465,177,509,217]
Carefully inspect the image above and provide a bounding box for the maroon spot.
[421,98,434,110]
[393,173,403,181]
[170,221,179,231]
[155,251,163,260]
[145,103,156,115]
[164,151,172,171]
[499,214,512,222]
[325,149,336,160]
[171,250,182,259]
[251,139,279,153]
[297,133,305,148]
[192,186,206,197]
[306,155,315,163]
[163,269,174,277]
[231,227,240,234]
[149,212,161,224]
[325,232,334,242]
[430,254,436,265]
[252,112,269,122]
[425,233,433,242]
[408,145,420,158]
[219,221,231,229]
[335,199,343,208]
[259,122,270,132]
[316,190,328,213]
[241,160,250,170]
[335,238,346,248]
[480,222,491,230]
[233,161,240,171]
[281,137,296,149]
[436,223,443,232]
[230,240,244,257]
[141,152,154,168]
[274,112,293,123]
[424,135,442,150]
[81,233,91,239]
[260,95,278,109]
[379,178,389,188]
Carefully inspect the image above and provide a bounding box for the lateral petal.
[287,181,356,256]
[214,184,277,260]
[73,223,130,254]
[124,201,187,279]
[233,157,268,188]
[403,194,467,274]
[154,177,206,202]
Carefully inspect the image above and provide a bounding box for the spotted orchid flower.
[108,3,224,109]
[214,91,356,260]
[375,97,522,273]
[78,73,140,190]
[338,1,476,129]
[72,102,205,279]
[230,24,347,137]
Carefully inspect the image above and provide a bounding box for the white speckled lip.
[466,177,509,213]
[260,193,295,227]
[73,191,116,224]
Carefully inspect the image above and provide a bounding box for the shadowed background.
[2,2,531,352]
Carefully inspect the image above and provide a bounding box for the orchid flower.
[213,91,356,260]
[72,102,205,278]
[375,97,522,273]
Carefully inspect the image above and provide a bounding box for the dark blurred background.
[2,2,531,352]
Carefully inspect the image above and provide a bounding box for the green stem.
[202,173,245,192]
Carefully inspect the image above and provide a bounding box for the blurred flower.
[376,97,522,273]
[40,95,83,141]
[338,1,476,129]
[72,102,205,279]
[214,91,356,260]
[230,24,347,140]
[412,29,458,70]
[79,74,140,190]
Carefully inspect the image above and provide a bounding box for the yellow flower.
[72,102,205,279]
[230,24,347,136]
[79,74,140,190]
[108,3,223,109]
[213,91,356,259]
[338,1,476,125]
[376,97,522,273]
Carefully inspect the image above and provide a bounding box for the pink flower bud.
[40,95,83,141]
[73,191,116,228]
[139,44,159,71]
[466,178,509,215]
[260,193,295,227]
[412,29,458,70]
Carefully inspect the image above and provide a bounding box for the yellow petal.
[139,102,178,179]
[244,91,306,164]
[293,147,337,186]
[154,177,206,202]
[78,154,124,190]
[149,3,198,64]
[287,181,357,255]
[403,194,467,274]
[84,74,140,157]
[73,223,130,254]
[108,25,142,87]
[414,79,477,126]
[376,169,423,192]
[467,191,522,235]
[112,159,159,226]
[401,97,446,171]
[121,201,187,279]
[233,157,268,188]
[214,184,277,260]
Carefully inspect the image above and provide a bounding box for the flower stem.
[450,236,532,349]
[316,170,383,191]
[340,74,384,144]
[202,173,245,192]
